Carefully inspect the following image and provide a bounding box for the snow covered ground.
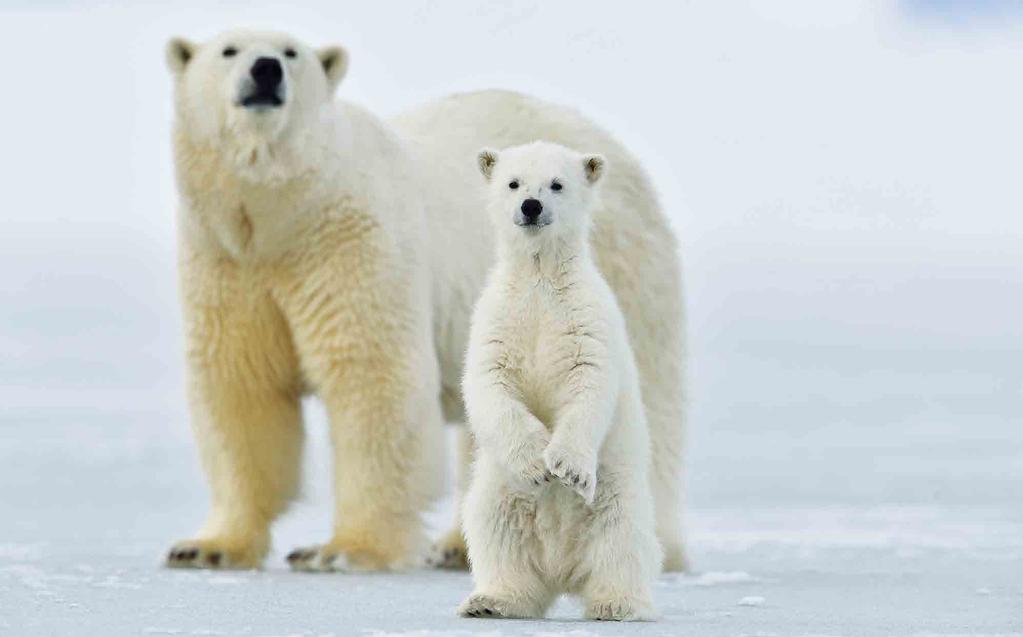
[2,413,1021,636]
[2,1,1022,635]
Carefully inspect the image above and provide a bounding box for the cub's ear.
[582,153,606,184]
[166,37,196,76]
[478,148,499,180]
[317,46,348,93]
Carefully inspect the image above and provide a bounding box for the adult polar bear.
[164,29,687,572]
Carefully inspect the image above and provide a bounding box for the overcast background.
[1,1,1021,635]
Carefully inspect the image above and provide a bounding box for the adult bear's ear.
[317,46,348,93]
[582,153,606,184]
[166,37,196,76]
[478,148,499,180]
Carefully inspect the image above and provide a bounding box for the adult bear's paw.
[286,536,413,572]
[165,536,264,570]
[425,527,469,570]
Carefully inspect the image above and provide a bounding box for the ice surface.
[2,0,1022,635]
[736,596,765,607]
[2,415,1020,636]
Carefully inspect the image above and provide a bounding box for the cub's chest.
[491,288,583,382]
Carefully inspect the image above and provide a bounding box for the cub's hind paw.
[458,593,532,619]
[586,597,655,622]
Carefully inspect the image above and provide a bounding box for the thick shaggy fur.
[458,143,660,621]
[164,30,686,573]
[166,31,444,571]
[398,94,687,572]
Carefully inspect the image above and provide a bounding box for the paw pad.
[166,545,227,570]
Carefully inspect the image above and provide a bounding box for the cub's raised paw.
[586,597,655,622]
[425,530,469,570]
[511,456,550,489]
[543,441,597,503]
[458,593,531,619]
[506,432,552,490]
[165,538,260,570]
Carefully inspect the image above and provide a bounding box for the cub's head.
[166,30,345,161]
[477,141,606,249]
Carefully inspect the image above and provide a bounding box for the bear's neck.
[499,234,593,285]
[174,125,326,190]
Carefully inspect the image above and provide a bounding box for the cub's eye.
[551,181,563,191]
[222,46,238,58]
[284,48,297,59]
[509,181,519,190]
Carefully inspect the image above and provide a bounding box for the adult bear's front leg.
[168,252,304,570]
[280,221,444,572]
[290,355,442,571]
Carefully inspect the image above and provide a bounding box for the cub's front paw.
[543,441,596,503]
[505,433,551,489]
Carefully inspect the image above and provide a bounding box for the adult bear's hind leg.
[427,425,472,570]
[591,183,689,572]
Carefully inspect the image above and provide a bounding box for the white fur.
[166,30,444,570]
[396,93,688,572]
[165,30,686,573]
[458,142,660,621]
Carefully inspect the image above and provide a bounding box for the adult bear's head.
[166,30,346,178]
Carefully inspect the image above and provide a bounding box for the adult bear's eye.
[222,46,238,58]
[509,181,519,190]
[284,48,297,59]
[551,181,563,191]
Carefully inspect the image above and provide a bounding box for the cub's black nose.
[251,57,283,89]
[521,198,543,219]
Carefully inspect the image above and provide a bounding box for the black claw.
[286,550,303,562]
[483,608,493,615]
[207,552,222,566]
[183,549,198,560]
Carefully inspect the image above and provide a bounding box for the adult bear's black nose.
[251,57,283,90]
[521,198,543,220]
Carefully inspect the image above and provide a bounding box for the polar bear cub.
[459,142,661,621]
